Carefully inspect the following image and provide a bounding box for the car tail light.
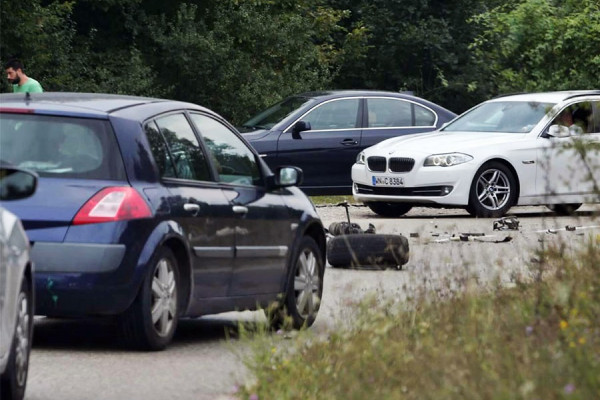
[72,187,152,225]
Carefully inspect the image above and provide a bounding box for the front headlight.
[356,151,366,165]
[423,153,473,167]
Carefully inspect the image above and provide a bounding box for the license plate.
[372,176,404,186]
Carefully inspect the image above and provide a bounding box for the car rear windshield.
[0,113,126,180]
[443,101,555,133]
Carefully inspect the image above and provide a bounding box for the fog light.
[442,186,453,195]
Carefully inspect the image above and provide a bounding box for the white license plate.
[372,176,404,186]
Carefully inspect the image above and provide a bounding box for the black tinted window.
[0,113,126,180]
[190,113,261,186]
[154,114,211,181]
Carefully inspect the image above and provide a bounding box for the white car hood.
[369,131,527,156]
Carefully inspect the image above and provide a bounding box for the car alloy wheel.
[468,161,517,218]
[1,279,32,400]
[268,236,323,329]
[14,291,30,387]
[293,244,321,320]
[150,257,177,337]
[120,247,179,350]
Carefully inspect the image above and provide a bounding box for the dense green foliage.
[1,0,598,123]
[239,238,600,399]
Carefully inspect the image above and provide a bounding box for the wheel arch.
[303,221,326,267]
[477,157,521,202]
[130,220,192,316]
[280,219,326,294]
[160,237,191,317]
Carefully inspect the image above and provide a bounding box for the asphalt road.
[25,204,600,400]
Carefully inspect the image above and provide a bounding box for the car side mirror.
[547,124,571,138]
[266,166,303,190]
[0,166,38,200]
[292,121,311,138]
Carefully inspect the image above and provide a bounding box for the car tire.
[365,202,412,217]
[267,236,324,330]
[467,162,517,218]
[120,247,179,351]
[546,203,582,215]
[0,278,33,400]
[327,234,409,269]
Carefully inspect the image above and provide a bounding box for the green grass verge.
[309,195,355,206]
[237,238,600,399]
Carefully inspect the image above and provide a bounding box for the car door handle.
[183,203,200,216]
[340,138,358,146]
[232,205,248,215]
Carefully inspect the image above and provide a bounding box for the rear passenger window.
[367,98,412,127]
[144,122,176,178]
[414,104,436,126]
[0,113,126,180]
[154,114,211,181]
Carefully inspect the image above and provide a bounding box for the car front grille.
[355,184,452,197]
[367,156,386,172]
[389,157,415,172]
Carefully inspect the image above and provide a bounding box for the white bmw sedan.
[352,91,600,217]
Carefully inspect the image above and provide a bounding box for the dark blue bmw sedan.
[239,90,456,195]
[0,93,326,350]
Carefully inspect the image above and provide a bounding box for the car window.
[189,113,261,186]
[154,113,211,181]
[301,99,360,130]
[366,98,412,127]
[241,96,316,131]
[414,104,436,126]
[144,121,176,178]
[0,113,126,180]
[444,101,554,133]
[551,101,598,135]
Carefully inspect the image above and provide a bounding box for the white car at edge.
[1,165,36,400]
[352,91,600,217]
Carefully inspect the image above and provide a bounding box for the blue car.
[240,90,456,195]
[0,92,326,350]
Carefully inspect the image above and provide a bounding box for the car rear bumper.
[30,242,136,316]
[34,271,138,316]
[31,242,126,273]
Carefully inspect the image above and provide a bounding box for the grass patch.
[237,238,600,399]
[309,195,355,206]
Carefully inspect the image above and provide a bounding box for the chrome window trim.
[365,96,439,128]
[282,97,362,133]
[282,96,439,133]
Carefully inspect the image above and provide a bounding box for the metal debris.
[410,232,420,238]
[493,216,520,231]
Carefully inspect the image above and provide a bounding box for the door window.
[551,101,598,134]
[367,98,412,127]
[152,113,211,181]
[190,114,261,186]
[300,99,360,130]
